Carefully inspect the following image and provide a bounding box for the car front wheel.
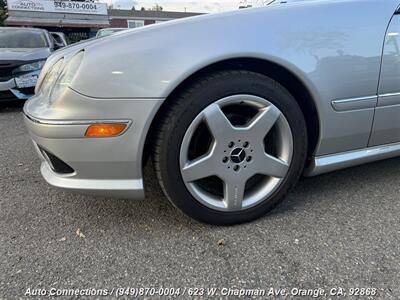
[153,70,307,225]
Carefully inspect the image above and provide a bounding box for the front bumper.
[0,72,39,101]
[23,88,163,199]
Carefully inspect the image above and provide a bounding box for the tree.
[140,4,163,11]
[152,4,163,11]
[0,0,6,26]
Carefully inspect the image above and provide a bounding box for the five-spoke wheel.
[154,71,307,225]
[180,95,293,212]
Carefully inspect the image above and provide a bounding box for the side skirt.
[305,142,400,176]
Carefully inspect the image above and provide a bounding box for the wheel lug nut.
[246,156,252,162]
[228,142,235,148]
[243,141,249,148]
[222,157,229,163]
[233,165,240,172]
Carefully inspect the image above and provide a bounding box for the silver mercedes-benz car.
[24,0,400,224]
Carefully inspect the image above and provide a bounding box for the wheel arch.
[143,57,321,169]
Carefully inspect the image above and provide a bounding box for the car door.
[369,8,400,146]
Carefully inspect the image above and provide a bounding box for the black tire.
[153,70,307,225]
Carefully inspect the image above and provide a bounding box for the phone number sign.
[8,0,108,15]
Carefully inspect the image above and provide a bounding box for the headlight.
[38,58,64,98]
[13,60,46,73]
[50,51,84,102]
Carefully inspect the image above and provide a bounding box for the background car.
[23,0,400,225]
[0,27,64,102]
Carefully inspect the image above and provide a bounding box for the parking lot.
[0,101,399,298]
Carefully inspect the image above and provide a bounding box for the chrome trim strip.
[331,96,377,112]
[377,92,400,107]
[380,92,400,98]
[24,111,131,126]
[305,142,400,176]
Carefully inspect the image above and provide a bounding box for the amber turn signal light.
[85,123,127,137]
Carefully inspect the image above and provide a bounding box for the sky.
[106,1,246,12]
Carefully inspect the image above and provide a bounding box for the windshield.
[0,29,49,48]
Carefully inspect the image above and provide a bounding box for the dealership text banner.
[7,0,108,15]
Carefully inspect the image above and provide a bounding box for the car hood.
[44,2,306,61]
[45,0,400,100]
[90,0,350,45]
[0,48,51,62]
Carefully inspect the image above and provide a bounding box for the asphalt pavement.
[0,101,399,299]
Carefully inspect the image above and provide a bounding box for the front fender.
[70,0,399,156]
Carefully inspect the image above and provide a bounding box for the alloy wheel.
[179,95,293,212]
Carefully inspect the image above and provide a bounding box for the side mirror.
[53,41,64,50]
